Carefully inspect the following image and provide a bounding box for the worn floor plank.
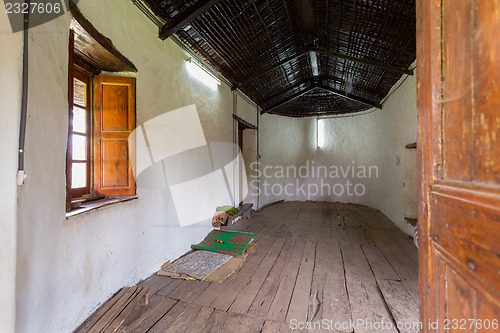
[266,239,306,322]
[78,288,129,333]
[286,240,316,324]
[120,294,165,331]
[361,245,401,281]
[211,236,275,311]
[220,312,265,333]
[261,320,293,333]
[308,241,351,333]
[156,278,184,298]
[166,279,210,303]
[83,201,419,333]
[128,298,177,333]
[162,302,204,333]
[331,227,350,245]
[247,238,296,318]
[228,237,286,314]
[366,229,419,302]
[341,244,398,333]
[196,309,228,333]
[148,301,188,333]
[377,279,420,333]
[137,275,176,296]
[183,306,214,333]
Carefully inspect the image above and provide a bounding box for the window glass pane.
[71,163,87,188]
[72,107,86,133]
[73,78,86,106]
[72,134,87,160]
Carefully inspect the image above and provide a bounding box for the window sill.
[66,196,138,218]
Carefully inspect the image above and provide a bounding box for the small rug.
[161,250,232,280]
[191,230,255,257]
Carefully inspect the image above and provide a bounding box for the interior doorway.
[237,122,252,207]
[234,115,258,208]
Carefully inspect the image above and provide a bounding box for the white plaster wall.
[260,74,417,235]
[404,148,418,219]
[235,93,259,209]
[236,93,258,126]
[12,1,255,332]
[0,10,22,333]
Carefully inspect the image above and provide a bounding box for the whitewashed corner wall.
[0,10,23,333]
[11,1,255,332]
[259,73,418,235]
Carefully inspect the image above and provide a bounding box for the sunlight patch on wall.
[186,58,220,90]
[317,118,325,148]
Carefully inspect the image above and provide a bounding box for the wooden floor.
[116,201,419,332]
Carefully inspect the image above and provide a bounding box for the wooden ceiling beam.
[316,84,382,109]
[235,50,309,90]
[159,0,224,40]
[237,47,413,89]
[261,85,318,114]
[261,81,382,114]
[309,47,414,76]
[263,79,313,105]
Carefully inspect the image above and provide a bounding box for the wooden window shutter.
[94,75,136,196]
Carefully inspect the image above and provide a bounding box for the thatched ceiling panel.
[144,0,416,117]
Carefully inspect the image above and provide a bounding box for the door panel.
[441,0,473,181]
[94,75,136,196]
[417,0,500,332]
[101,139,130,188]
[101,84,129,131]
[473,0,500,184]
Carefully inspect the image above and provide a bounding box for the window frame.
[69,68,92,199]
[66,21,137,213]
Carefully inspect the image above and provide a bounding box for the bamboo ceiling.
[144,0,416,117]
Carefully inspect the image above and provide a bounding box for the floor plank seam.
[144,300,179,333]
[361,244,404,333]
[375,282,402,333]
[309,242,322,322]
[372,244,407,283]
[259,238,298,320]
[360,245,403,283]
[339,245,354,326]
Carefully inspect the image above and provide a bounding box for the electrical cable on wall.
[18,0,31,185]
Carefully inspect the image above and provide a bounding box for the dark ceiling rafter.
[309,47,414,75]
[234,50,309,90]
[236,46,413,89]
[143,0,416,117]
[262,85,318,114]
[262,76,378,109]
[316,84,382,109]
[159,0,224,40]
[262,81,381,114]
[264,79,314,106]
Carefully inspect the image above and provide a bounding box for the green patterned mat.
[191,230,255,256]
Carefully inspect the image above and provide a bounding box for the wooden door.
[417,1,500,332]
